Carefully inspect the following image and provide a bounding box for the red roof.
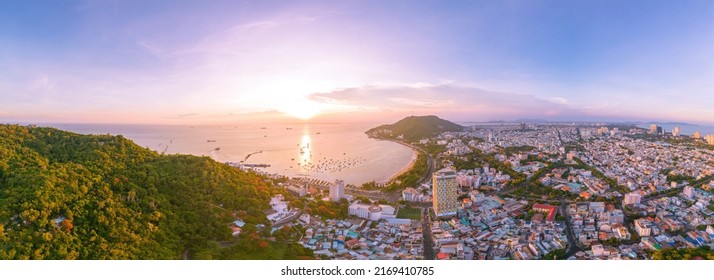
[532,203,558,222]
[345,239,360,248]
[437,253,450,260]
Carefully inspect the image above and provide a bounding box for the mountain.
[0,124,312,260]
[366,115,464,141]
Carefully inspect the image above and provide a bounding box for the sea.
[46,123,416,185]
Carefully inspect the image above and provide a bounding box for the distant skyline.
[1,1,713,125]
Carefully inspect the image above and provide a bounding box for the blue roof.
[233,220,246,227]
[685,237,699,245]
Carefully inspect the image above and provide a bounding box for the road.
[421,207,435,260]
[559,202,580,258]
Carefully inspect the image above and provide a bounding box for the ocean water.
[47,123,416,185]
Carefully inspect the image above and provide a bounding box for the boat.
[260,127,267,129]
[316,132,321,135]
[207,140,216,142]
[214,147,220,151]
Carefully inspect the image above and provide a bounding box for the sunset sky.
[1,0,713,124]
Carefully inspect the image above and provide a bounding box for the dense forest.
[0,124,313,259]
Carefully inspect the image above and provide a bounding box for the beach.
[376,138,420,184]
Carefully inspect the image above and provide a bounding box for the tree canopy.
[0,124,311,259]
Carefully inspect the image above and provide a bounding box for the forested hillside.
[366,115,463,141]
[0,124,312,259]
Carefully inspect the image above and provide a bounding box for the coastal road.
[290,179,403,203]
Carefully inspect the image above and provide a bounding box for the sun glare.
[280,100,324,120]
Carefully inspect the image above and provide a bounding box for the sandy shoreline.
[377,138,420,184]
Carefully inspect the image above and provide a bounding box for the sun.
[280,100,324,120]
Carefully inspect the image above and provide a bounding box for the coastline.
[376,138,420,184]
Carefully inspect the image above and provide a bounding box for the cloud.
[29,75,55,93]
[548,97,568,104]
[308,84,585,121]
[177,113,199,118]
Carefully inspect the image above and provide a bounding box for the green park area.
[396,207,422,220]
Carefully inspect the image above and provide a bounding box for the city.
[258,123,714,260]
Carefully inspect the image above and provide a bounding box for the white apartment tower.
[432,168,459,217]
[330,179,345,202]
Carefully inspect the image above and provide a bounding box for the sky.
[1,0,713,125]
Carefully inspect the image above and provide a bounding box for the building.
[672,126,680,137]
[693,131,701,139]
[683,186,694,199]
[706,135,714,145]
[532,203,558,223]
[597,127,609,136]
[402,187,419,202]
[590,202,605,213]
[592,244,605,257]
[609,210,625,224]
[347,203,396,221]
[287,183,307,197]
[402,187,430,202]
[520,123,526,131]
[566,152,575,161]
[623,192,641,206]
[330,179,345,202]
[649,124,657,134]
[612,224,631,240]
[634,218,656,237]
[432,168,459,217]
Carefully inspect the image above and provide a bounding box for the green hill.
[0,124,312,260]
[366,115,464,141]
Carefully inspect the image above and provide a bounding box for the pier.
[226,162,271,168]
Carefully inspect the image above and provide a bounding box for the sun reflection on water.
[299,132,312,169]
